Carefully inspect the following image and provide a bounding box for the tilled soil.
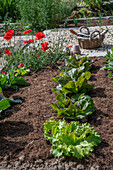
[59,18,113,28]
[0,57,113,170]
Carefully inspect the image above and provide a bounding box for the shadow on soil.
[88,87,106,98]
[0,137,27,158]
[0,121,33,158]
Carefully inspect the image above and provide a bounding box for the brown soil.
[0,57,113,169]
[59,18,113,28]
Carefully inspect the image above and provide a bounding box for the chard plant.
[0,70,28,90]
[100,47,113,86]
[0,87,22,115]
[51,54,94,120]
[51,70,94,97]
[44,117,101,158]
[60,55,92,72]
[51,93,95,120]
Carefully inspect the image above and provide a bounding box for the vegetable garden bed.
[0,57,113,169]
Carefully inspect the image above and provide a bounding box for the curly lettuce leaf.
[44,117,101,158]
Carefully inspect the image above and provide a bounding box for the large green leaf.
[62,81,77,95]
[12,77,28,86]
[50,76,59,83]
[58,77,67,86]
[0,98,10,112]
[0,87,2,93]
[0,71,28,89]
[51,93,95,120]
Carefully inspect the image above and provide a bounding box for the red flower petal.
[17,63,23,68]
[24,29,32,34]
[29,39,34,43]
[3,34,12,41]
[24,39,34,43]
[5,49,12,56]
[41,42,49,51]
[24,40,30,43]
[1,71,6,74]
[7,29,15,35]
[35,32,45,40]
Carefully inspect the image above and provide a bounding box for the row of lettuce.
[44,54,101,159]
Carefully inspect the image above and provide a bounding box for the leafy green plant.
[44,117,101,158]
[0,87,22,115]
[100,48,113,86]
[0,87,10,113]
[98,10,102,25]
[14,67,30,76]
[79,8,86,18]
[51,71,94,96]
[73,18,78,27]
[51,93,95,120]
[60,55,92,72]
[0,0,19,22]
[80,0,110,9]
[16,0,77,30]
[0,70,28,90]
[50,54,94,119]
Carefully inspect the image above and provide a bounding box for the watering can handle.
[69,29,79,36]
[79,26,90,35]
[90,30,101,39]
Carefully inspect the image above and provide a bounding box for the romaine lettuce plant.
[44,117,101,158]
[51,93,95,120]
[0,70,28,90]
[51,71,94,96]
[59,55,92,72]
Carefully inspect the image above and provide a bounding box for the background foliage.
[0,0,77,31]
[16,0,77,31]
[0,0,20,22]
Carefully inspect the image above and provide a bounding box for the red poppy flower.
[35,32,45,40]
[41,42,49,51]
[68,46,72,48]
[5,49,12,56]
[29,39,34,43]
[17,63,23,68]
[24,39,34,43]
[3,29,15,41]
[24,40,30,43]
[3,33,12,41]
[7,29,15,35]
[24,29,32,34]
[37,53,40,57]
[1,71,6,74]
